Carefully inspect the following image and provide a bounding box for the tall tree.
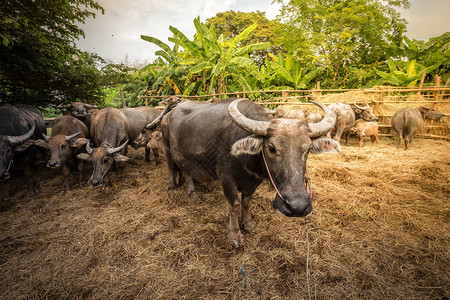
[274,0,410,87]
[205,10,284,67]
[0,0,104,106]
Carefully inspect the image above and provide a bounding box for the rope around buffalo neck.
[261,150,312,300]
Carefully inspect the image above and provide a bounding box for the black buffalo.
[161,98,340,246]
[0,104,46,195]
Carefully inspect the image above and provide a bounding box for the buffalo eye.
[268,144,276,154]
[102,157,109,164]
[60,143,67,149]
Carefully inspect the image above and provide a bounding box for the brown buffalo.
[35,116,90,193]
[161,98,340,246]
[119,106,160,162]
[146,131,165,164]
[350,120,379,148]
[77,108,130,186]
[287,108,307,120]
[391,107,444,150]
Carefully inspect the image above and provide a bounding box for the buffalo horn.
[228,99,270,136]
[85,104,97,109]
[86,142,93,154]
[56,104,72,109]
[65,131,81,141]
[106,140,128,155]
[7,124,35,146]
[42,133,50,141]
[307,101,336,137]
[353,100,369,110]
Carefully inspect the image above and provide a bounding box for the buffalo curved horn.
[56,104,72,110]
[106,140,128,155]
[85,104,97,109]
[86,142,93,154]
[353,100,369,110]
[42,133,50,141]
[65,131,81,141]
[307,101,336,138]
[7,124,35,146]
[228,99,270,136]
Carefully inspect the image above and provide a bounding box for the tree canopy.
[0,0,104,106]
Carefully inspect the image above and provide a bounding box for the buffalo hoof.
[242,219,256,233]
[189,190,202,200]
[227,229,244,248]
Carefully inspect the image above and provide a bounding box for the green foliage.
[0,0,105,106]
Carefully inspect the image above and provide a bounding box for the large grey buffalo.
[57,102,98,130]
[391,107,445,150]
[120,106,160,162]
[161,98,340,246]
[35,116,90,193]
[327,103,355,143]
[0,104,46,195]
[77,108,130,186]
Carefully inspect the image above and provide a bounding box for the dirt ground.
[0,136,448,299]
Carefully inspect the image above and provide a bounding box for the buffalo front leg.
[145,147,150,163]
[61,164,71,193]
[152,148,160,165]
[241,193,256,233]
[222,181,244,247]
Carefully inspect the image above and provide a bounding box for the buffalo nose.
[48,161,58,167]
[0,172,10,180]
[286,198,312,217]
[92,179,101,186]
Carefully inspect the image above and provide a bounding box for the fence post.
[434,75,441,108]
[243,86,246,98]
[120,89,126,108]
[417,72,426,95]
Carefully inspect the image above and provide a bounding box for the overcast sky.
[76,0,450,65]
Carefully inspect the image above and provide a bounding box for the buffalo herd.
[0,98,445,245]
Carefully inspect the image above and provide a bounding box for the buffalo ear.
[70,138,89,148]
[310,138,341,154]
[230,135,263,156]
[113,153,130,163]
[14,140,35,152]
[34,139,49,149]
[76,153,92,161]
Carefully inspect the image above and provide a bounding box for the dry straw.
[0,136,448,299]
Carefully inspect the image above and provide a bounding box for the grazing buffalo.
[265,107,287,119]
[306,112,323,123]
[351,100,378,122]
[350,120,379,148]
[146,131,165,164]
[120,106,160,162]
[77,108,130,186]
[35,116,90,193]
[391,107,445,150]
[58,102,97,130]
[327,103,355,144]
[0,103,46,195]
[161,98,340,246]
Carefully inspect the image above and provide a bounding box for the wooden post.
[434,75,441,109]
[243,85,246,98]
[120,89,126,108]
[417,72,426,95]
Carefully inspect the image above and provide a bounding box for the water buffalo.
[351,100,378,122]
[131,98,181,158]
[0,103,46,195]
[287,108,307,120]
[57,102,97,130]
[327,103,355,144]
[306,112,323,123]
[146,130,165,164]
[77,108,130,186]
[34,116,90,193]
[391,107,445,150]
[120,106,160,163]
[161,98,340,246]
[350,120,379,148]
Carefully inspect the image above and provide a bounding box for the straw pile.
[0,137,448,299]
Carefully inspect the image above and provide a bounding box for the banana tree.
[375,59,441,87]
[265,53,320,90]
